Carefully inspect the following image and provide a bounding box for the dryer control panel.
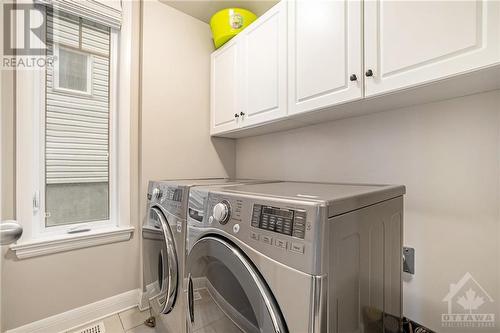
[251,205,306,239]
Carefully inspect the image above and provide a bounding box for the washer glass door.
[142,206,178,315]
[186,236,287,333]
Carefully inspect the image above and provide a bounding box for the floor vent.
[75,322,106,333]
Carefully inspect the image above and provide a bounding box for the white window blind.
[36,0,122,29]
[46,9,111,184]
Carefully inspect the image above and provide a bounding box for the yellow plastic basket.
[210,8,257,49]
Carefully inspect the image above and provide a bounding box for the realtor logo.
[3,4,46,56]
[442,272,495,328]
[2,3,54,69]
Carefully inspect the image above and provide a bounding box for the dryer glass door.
[142,207,178,315]
[186,236,287,333]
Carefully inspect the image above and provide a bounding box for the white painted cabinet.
[364,0,500,97]
[288,0,363,115]
[211,40,240,134]
[211,0,500,137]
[210,1,287,135]
[239,1,288,127]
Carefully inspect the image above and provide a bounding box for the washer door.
[186,236,288,333]
[142,206,178,315]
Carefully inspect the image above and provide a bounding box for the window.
[12,0,133,258]
[42,9,114,230]
[54,46,92,94]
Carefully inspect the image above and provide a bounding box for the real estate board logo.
[2,3,53,69]
[442,272,495,329]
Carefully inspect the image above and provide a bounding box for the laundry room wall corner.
[139,0,236,224]
[138,0,236,302]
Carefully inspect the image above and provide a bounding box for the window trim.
[52,44,94,96]
[12,1,134,258]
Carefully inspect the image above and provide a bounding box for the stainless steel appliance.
[142,179,274,333]
[185,182,405,333]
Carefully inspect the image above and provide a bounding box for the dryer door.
[142,207,178,315]
[186,236,288,333]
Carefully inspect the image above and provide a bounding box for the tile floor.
[68,307,158,333]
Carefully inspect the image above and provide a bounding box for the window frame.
[35,29,119,238]
[13,1,134,257]
[52,44,94,96]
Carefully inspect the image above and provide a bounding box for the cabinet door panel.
[240,1,287,127]
[211,41,239,134]
[365,0,500,97]
[289,0,362,115]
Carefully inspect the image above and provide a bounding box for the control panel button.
[251,205,262,227]
[250,232,260,241]
[233,224,240,234]
[292,212,306,239]
[274,238,287,249]
[261,235,273,245]
[290,242,305,254]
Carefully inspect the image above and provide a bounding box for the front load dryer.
[185,181,405,333]
[142,179,275,333]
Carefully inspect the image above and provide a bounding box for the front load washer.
[142,179,275,333]
[185,181,405,333]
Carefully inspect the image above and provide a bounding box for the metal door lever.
[0,220,23,245]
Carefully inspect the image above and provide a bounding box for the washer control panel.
[148,186,183,204]
[251,204,307,239]
[147,182,186,220]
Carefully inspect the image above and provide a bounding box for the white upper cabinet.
[210,0,500,137]
[239,1,287,127]
[211,40,240,134]
[364,0,500,97]
[288,0,363,115]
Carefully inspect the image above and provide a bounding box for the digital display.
[252,204,306,239]
[262,206,293,219]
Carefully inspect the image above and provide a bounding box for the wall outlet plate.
[403,247,415,274]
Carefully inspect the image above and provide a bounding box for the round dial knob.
[152,188,162,200]
[212,201,230,225]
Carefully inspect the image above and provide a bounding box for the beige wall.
[235,90,500,332]
[1,72,14,222]
[139,0,235,218]
[0,2,142,331]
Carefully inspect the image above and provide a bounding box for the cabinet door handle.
[349,74,357,82]
[240,112,245,116]
[234,113,239,118]
[365,69,374,77]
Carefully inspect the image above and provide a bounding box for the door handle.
[0,221,23,245]
[188,274,194,323]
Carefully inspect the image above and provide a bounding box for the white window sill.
[10,226,135,259]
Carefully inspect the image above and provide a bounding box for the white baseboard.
[6,289,141,333]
